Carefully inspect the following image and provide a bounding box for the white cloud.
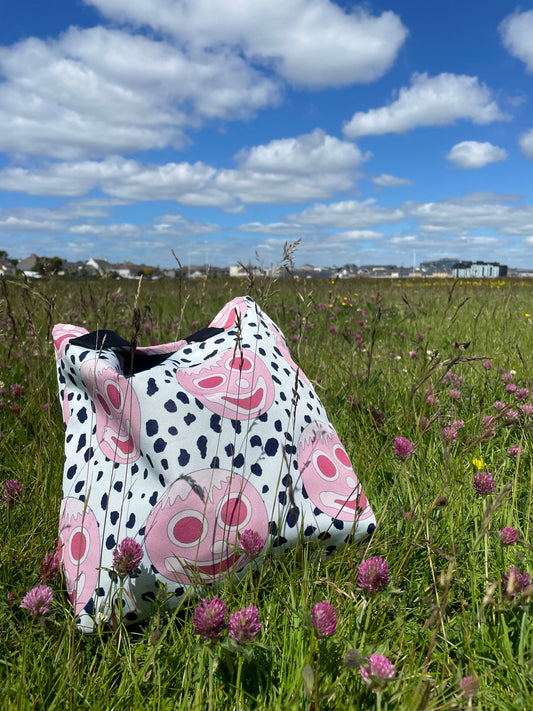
[237,129,368,174]
[0,27,280,159]
[149,214,220,236]
[389,234,431,246]
[335,230,384,241]
[372,174,412,187]
[287,199,405,228]
[0,157,218,199]
[238,222,313,236]
[457,236,500,246]
[285,192,533,242]
[406,193,533,237]
[0,130,364,205]
[343,73,510,138]
[84,0,407,88]
[500,10,533,73]
[0,214,65,235]
[519,129,533,160]
[69,223,143,237]
[446,141,508,169]
[213,130,367,204]
[388,233,502,250]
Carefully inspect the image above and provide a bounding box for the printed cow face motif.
[298,421,371,522]
[80,359,141,464]
[53,324,89,357]
[210,297,248,330]
[144,469,268,585]
[58,498,100,614]
[177,349,275,420]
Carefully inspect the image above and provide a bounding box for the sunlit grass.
[1,274,533,709]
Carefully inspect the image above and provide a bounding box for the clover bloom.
[20,585,53,617]
[358,556,390,593]
[311,601,338,638]
[508,445,525,458]
[393,436,413,461]
[442,426,457,444]
[459,675,479,698]
[238,529,265,560]
[473,471,495,496]
[228,604,262,644]
[112,537,143,578]
[10,383,24,398]
[193,595,227,642]
[360,653,394,690]
[39,552,61,584]
[3,478,23,505]
[498,527,520,546]
[501,566,531,599]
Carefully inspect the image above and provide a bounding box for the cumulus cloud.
[69,222,143,237]
[84,0,407,88]
[372,173,412,187]
[0,27,280,159]
[0,156,218,200]
[334,230,384,241]
[238,222,313,236]
[446,141,508,169]
[287,199,405,228]
[500,10,533,73]
[237,129,368,174]
[343,73,510,138]
[284,192,533,241]
[0,130,364,205]
[149,213,220,236]
[406,193,533,237]
[519,129,533,159]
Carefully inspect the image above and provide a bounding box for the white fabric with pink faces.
[53,296,376,631]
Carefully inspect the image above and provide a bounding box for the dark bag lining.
[70,326,225,375]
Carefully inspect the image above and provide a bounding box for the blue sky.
[1,0,532,269]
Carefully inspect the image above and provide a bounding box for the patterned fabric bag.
[53,296,376,631]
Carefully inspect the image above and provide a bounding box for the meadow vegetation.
[2,269,533,710]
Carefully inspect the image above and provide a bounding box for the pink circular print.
[57,498,101,615]
[52,324,89,357]
[144,469,269,585]
[177,349,275,420]
[80,359,141,463]
[210,297,248,330]
[297,421,371,522]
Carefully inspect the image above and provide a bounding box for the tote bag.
[53,296,376,631]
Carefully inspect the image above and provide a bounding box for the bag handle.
[70,327,225,375]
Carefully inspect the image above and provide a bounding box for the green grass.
[2,273,533,709]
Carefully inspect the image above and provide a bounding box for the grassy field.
[2,271,533,710]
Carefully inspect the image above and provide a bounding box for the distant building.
[86,258,162,279]
[452,261,507,278]
[0,259,16,277]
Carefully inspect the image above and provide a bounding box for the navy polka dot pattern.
[53,296,375,632]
